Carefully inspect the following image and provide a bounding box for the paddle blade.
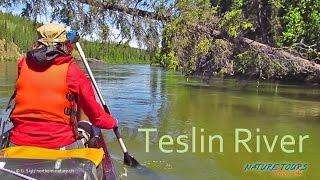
[124,152,140,167]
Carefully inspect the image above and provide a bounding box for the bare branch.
[76,0,171,21]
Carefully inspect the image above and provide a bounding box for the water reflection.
[91,64,167,129]
[0,61,17,108]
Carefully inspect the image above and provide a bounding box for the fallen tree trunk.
[208,30,320,83]
[237,36,320,77]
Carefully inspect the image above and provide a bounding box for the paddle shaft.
[75,42,128,154]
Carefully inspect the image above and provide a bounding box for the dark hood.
[26,46,73,71]
[26,46,67,66]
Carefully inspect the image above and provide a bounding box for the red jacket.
[10,55,117,148]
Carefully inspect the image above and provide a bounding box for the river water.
[0,61,319,180]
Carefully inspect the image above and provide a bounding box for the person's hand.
[114,118,119,128]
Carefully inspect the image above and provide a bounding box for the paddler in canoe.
[0,23,118,179]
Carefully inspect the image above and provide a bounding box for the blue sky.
[0,5,21,15]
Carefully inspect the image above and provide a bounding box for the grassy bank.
[0,11,149,64]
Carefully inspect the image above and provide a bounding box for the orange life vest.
[11,57,73,124]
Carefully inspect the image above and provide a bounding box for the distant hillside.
[81,41,150,64]
[0,39,21,60]
[0,12,149,64]
[0,12,37,60]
